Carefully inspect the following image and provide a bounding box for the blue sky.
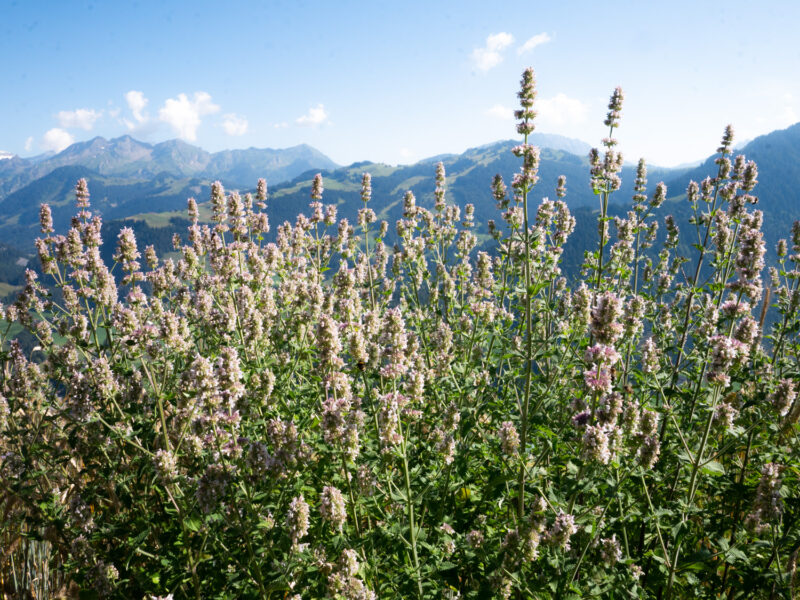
[2,0,799,167]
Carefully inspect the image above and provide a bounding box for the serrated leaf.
[184,518,202,532]
[727,547,747,563]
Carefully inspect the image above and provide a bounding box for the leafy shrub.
[2,68,799,599]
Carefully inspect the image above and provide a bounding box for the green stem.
[517,127,534,520]
[401,436,423,598]
[665,384,722,600]
[568,470,630,586]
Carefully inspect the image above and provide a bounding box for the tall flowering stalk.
[512,67,540,520]
[590,87,625,291]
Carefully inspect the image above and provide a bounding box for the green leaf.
[727,547,747,563]
[683,548,712,569]
[700,461,725,476]
[184,518,202,532]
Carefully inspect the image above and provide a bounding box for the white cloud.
[536,93,589,127]
[471,32,514,72]
[42,128,75,153]
[518,32,551,55]
[296,104,329,126]
[24,136,34,152]
[158,91,220,141]
[222,113,249,136]
[273,122,289,129]
[485,103,514,120]
[125,90,149,124]
[57,108,102,131]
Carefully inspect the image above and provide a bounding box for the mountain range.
[0,133,610,248]
[0,135,339,199]
[0,125,798,297]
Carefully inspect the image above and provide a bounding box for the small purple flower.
[600,535,622,566]
[590,292,624,345]
[287,494,310,546]
[320,486,347,532]
[584,364,613,394]
[745,463,784,535]
[547,511,577,550]
[571,410,591,428]
[771,379,796,417]
[583,425,611,464]
[311,173,324,201]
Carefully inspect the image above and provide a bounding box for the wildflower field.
[1,69,799,599]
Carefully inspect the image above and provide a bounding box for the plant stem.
[517,128,534,521]
[665,384,722,600]
[401,436,423,598]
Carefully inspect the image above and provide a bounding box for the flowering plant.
[2,68,799,599]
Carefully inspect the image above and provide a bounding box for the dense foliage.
[2,69,800,599]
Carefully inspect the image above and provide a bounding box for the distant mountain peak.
[0,135,340,200]
[155,138,199,149]
[418,134,593,166]
[0,151,14,161]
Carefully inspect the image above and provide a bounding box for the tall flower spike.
[650,182,667,208]
[717,124,735,155]
[556,175,567,199]
[435,162,446,212]
[320,485,347,532]
[76,178,90,209]
[604,87,624,129]
[633,159,647,207]
[257,178,268,201]
[287,495,310,546]
[114,227,140,266]
[210,181,226,224]
[39,204,54,234]
[511,145,540,193]
[492,174,508,209]
[256,178,268,209]
[311,173,324,201]
[187,197,200,224]
[515,67,537,135]
[742,160,758,192]
[361,173,372,204]
[686,180,699,205]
